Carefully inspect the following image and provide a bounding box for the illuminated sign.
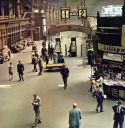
[61,8,86,19]
[61,8,70,19]
[78,9,86,18]
[102,5,122,17]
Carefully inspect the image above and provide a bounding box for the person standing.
[60,65,69,90]
[48,45,54,60]
[17,60,24,81]
[32,54,38,72]
[38,56,43,75]
[95,90,104,112]
[41,46,47,61]
[53,52,58,64]
[45,52,49,66]
[31,94,41,127]
[112,100,125,128]
[8,62,14,81]
[69,103,82,128]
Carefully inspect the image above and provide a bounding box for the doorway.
[69,37,77,57]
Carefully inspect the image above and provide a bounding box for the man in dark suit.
[112,100,125,128]
[17,60,24,81]
[60,65,69,90]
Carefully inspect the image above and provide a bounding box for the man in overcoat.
[69,103,82,128]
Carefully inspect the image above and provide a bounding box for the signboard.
[70,11,78,16]
[61,8,86,19]
[122,25,125,48]
[102,5,122,17]
[78,9,86,18]
[61,8,70,19]
[98,43,125,54]
[103,52,123,62]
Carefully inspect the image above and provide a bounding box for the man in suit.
[17,60,24,81]
[60,65,69,90]
[69,103,82,128]
[112,99,125,128]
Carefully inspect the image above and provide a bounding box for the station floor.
[0,41,118,128]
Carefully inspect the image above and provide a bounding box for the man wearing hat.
[112,99,125,128]
[69,103,82,128]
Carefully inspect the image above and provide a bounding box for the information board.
[102,5,122,17]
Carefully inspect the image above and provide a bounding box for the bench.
[46,63,65,70]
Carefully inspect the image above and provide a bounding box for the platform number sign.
[61,8,70,19]
[78,9,86,18]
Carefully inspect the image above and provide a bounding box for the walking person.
[69,103,82,128]
[8,62,14,81]
[31,94,42,127]
[32,54,38,72]
[112,99,125,128]
[95,90,104,112]
[17,60,24,81]
[60,65,69,90]
[38,56,43,75]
